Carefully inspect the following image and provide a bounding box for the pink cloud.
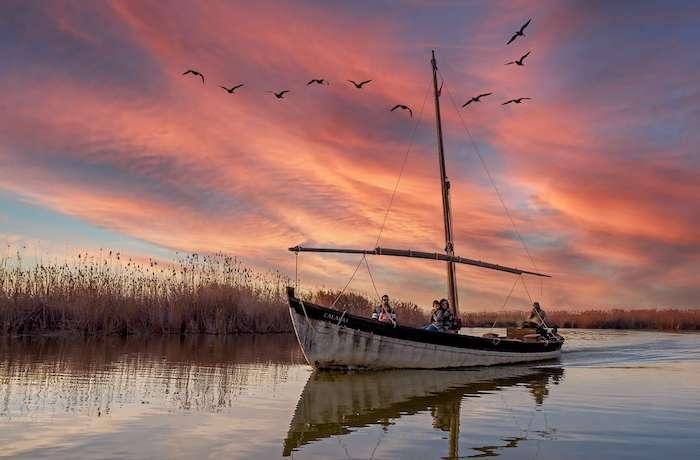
[1,0,698,309]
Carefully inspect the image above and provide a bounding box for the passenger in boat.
[438,298,456,332]
[422,300,442,331]
[522,302,547,328]
[372,294,396,324]
[423,299,454,332]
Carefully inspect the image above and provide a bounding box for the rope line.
[490,276,520,330]
[375,82,431,247]
[298,299,316,333]
[520,275,533,303]
[327,82,430,310]
[437,70,540,274]
[294,251,299,289]
[369,427,388,459]
[363,255,382,302]
[335,437,352,460]
[331,255,366,308]
[337,309,347,326]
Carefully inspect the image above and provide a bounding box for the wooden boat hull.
[287,288,562,369]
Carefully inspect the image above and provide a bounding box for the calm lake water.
[1,330,699,459]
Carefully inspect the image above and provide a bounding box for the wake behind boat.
[287,51,564,370]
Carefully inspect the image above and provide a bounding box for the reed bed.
[465,309,700,331]
[1,250,698,335]
[0,250,292,335]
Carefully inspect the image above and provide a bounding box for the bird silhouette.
[390,104,413,118]
[307,79,329,86]
[267,90,290,99]
[183,69,205,84]
[506,19,532,44]
[506,51,531,66]
[220,83,244,94]
[462,92,493,107]
[502,97,532,105]
[348,79,372,89]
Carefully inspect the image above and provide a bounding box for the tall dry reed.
[1,249,697,334]
[0,250,292,335]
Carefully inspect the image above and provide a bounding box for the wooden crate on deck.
[506,327,537,340]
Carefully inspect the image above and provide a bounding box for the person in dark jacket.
[423,299,454,332]
[422,300,441,331]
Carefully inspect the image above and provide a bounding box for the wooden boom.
[289,246,551,278]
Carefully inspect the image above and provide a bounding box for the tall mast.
[431,50,459,317]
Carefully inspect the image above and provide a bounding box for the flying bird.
[390,104,413,118]
[219,83,244,94]
[268,90,290,99]
[506,51,531,66]
[307,79,329,86]
[462,92,493,107]
[502,97,532,105]
[348,79,372,89]
[506,19,532,44]
[182,69,205,84]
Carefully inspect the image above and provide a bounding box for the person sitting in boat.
[372,294,396,324]
[422,300,441,331]
[522,302,547,329]
[423,299,454,332]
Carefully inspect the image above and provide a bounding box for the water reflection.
[2,332,699,459]
[0,335,305,416]
[283,365,564,458]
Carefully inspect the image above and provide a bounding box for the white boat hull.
[289,306,561,369]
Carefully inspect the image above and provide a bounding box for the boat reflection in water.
[283,365,564,458]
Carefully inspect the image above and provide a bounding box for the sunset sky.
[1,0,698,310]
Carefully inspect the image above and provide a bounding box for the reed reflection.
[283,365,564,458]
[0,335,305,416]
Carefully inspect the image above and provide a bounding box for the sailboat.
[286,51,564,369]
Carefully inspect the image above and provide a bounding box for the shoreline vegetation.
[1,251,698,336]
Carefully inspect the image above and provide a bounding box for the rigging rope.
[490,276,520,330]
[298,298,316,333]
[335,437,353,460]
[369,427,388,459]
[437,70,541,276]
[363,255,382,302]
[327,82,431,308]
[310,71,547,312]
[375,82,431,247]
[330,255,366,308]
[294,251,299,289]
[520,275,533,303]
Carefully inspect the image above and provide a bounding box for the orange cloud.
[1,0,698,309]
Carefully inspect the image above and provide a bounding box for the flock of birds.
[463,19,533,108]
[182,19,534,118]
